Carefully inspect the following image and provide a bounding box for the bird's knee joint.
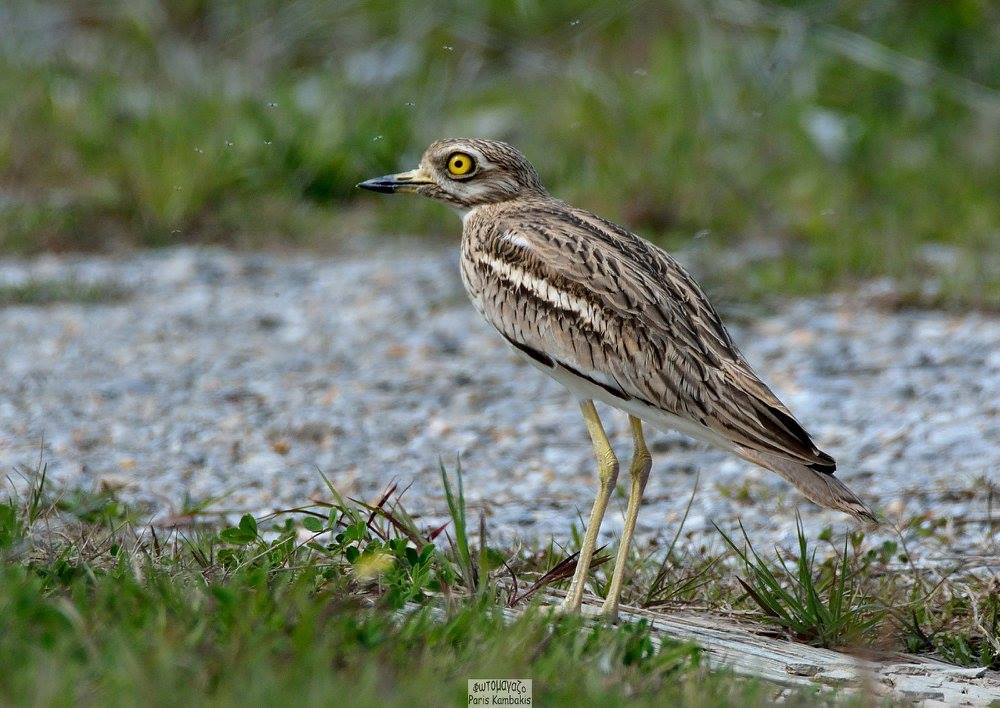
[633,450,652,470]
[598,454,619,483]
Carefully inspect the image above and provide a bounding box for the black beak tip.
[357,178,397,194]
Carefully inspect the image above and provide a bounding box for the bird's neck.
[459,195,553,228]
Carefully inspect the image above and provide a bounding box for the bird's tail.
[737,447,878,524]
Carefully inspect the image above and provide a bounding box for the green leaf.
[238,514,258,536]
[302,516,324,533]
[405,545,419,566]
[342,521,367,544]
[220,527,255,545]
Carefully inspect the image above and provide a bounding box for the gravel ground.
[0,246,997,558]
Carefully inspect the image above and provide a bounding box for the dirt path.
[0,246,997,560]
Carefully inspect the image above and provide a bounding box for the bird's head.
[357,138,546,210]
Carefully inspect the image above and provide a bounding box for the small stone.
[785,663,820,676]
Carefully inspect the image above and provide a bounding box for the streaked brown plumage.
[360,138,875,619]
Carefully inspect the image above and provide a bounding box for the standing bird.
[359,139,876,621]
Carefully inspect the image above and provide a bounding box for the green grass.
[0,465,822,707]
[0,279,130,306]
[2,461,998,705]
[717,519,881,647]
[1,1,997,307]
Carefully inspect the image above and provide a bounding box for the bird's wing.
[461,201,834,471]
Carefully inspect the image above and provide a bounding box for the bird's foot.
[555,596,582,615]
[599,602,620,624]
[554,593,622,623]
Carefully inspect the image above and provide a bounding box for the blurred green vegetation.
[0,0,997,305]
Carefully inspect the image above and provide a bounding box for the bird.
[358,138,876,621]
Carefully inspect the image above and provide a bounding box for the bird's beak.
[356,166,433,194]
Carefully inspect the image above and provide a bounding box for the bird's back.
[459,197,863,492]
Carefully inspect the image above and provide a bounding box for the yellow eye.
[447,152,474,176]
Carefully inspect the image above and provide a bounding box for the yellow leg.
[600,415,651,622]
[560,399,619,613]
